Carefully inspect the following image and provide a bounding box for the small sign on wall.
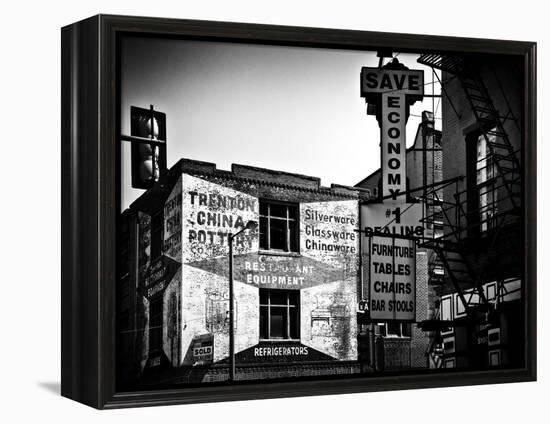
[191,334,214,365]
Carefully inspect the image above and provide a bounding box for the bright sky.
[120,37,441,210]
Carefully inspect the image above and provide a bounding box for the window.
[488,350,501,367]
[374,322,412,338]
[444,358,456,369]
[259,201,299,252]
[259,289,300,340]
[486,282,497,302]
[443,337,455,354]
[440,295,454,335]
[149,297,164,355]
[440,295,453,321]
[476,131,498,232]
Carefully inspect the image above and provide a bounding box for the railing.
[421,148,521,247]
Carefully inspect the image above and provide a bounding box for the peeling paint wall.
[180,174,259,365]
[301,281,356,360]
[181,174,259,263]
[177,173,359,365]
[134,168,361,370]
[299,200,359,360]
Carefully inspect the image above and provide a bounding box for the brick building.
[118,159,372,388]
[416,53,524,369]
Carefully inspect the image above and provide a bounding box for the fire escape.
[415,54,522,367]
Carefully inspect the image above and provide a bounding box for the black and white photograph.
[116,34,528,390]
[2,0,546,420]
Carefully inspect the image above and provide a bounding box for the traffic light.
[130,106,167,189]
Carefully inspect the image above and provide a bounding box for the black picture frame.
[61,14,537,409]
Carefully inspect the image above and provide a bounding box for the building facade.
[417,53,524,369]
[119,159,372,387]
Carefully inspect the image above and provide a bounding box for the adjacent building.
[416,53,524,369]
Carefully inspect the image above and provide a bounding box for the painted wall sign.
[368,235,416,321]
[235,341,335,363]
[187,190,255,244]
[143,255,181,299]
[146,281,165,298]
[186,252,343,290]
[145,257,165,286]
[181,174,259,261]
[176,176,358,363]
[302,204,358,255]
[164,181,183,260]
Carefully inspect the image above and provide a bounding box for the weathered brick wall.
[180,265,260,364]
[232,164,321,189]
[147,361,362,385]
[301,281,357,361]
[180,173,259,262]
[299,200,359,360]
[165,166,362,367]
[179,173,259,365]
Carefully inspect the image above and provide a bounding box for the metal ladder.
[419,178,489,313]
[418,54,521,212]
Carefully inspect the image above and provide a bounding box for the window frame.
[259,288,300,341]
[374,322,412,338]
[259,200,300,253]
[476,130,499,232]
[466,128,499,235]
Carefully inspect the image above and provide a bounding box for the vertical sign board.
[361,203,423,321]
[381,93,407,202]
[360,63,424,321]
[360,67,424,202]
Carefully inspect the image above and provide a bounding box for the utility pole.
[228,220,258,382]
